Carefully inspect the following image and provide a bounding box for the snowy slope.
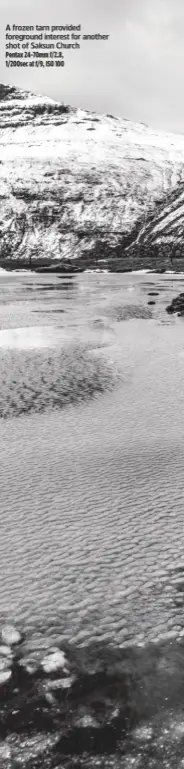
[127,183,184,269]
[1,82,184,270]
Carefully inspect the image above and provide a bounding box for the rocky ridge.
[1,83,184,271]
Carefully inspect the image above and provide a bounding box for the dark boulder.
[166,292,184,316]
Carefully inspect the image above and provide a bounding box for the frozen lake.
[1,270,184,647]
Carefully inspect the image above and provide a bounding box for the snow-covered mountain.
[1,82,184,271]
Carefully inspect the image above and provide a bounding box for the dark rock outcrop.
[166,293,184,316]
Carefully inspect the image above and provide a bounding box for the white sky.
[1,0,184,133]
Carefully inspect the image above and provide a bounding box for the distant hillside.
[1,82,184,271]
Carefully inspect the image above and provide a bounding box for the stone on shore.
[0,670,11,684]
[0,645,12,658]
[0,656,11,672]
[46,674,75,690]
[41,649,69,674]
[1,625,21,646]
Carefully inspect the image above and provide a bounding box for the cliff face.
[1,82,184,271]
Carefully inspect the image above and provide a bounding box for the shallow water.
[0,271,184,648]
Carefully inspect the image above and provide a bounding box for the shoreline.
[0,266,183,276]
[0,627,184,767]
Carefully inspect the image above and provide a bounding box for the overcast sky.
[0,0,184,133]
